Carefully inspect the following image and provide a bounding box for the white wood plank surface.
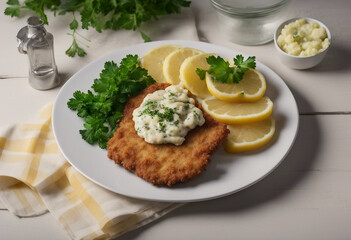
[1,0,351,239]
[192,0,351,113]
[2,115,351,240]
[119,114,351,240]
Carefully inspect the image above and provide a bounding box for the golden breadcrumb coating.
[107,83,229,186]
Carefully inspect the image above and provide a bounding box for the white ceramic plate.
[53,40,299,202]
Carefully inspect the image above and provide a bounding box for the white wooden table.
[1,0,351,239]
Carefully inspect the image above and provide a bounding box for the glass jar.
[210,0,290,45]
[17,16,60,90]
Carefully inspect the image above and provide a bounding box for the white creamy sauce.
[132,85,205,145]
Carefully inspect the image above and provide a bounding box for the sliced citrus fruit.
[224,117,275,153]
[141,44,182,83]
[201,96,273,124]
[179,53,214,99]
[163,47,204,85]
[206,68,266,102]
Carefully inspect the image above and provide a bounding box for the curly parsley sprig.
[4,0,191,57]
[67,54,155,149]
[196,55,256,84]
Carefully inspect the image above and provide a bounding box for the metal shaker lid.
[27,16,43,27]
[16,16,45,54]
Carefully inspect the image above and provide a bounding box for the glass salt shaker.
[17,16,60,90]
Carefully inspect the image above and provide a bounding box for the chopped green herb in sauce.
[293,33,300,39]
[133,85,205,145]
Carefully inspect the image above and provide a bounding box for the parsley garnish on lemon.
[196,55,256,84]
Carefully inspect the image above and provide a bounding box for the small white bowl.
[274,17,331,69]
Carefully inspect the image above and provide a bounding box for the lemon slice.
[206,68,266,102]
[141,44,182,83]
[179,53,214,99]
[163,47,204,85]
[201,96,273,124]
[225,117,275,153]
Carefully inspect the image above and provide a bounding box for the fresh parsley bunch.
[67,54,155,149]
[196,55,256,84]
[5,0,191,57]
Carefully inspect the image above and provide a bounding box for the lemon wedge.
[206,68,266,102]
[141,44,182,83]
[225,117,275,153]
[179,53,214,99]
[163,47,204,85]
[201,96,273,124]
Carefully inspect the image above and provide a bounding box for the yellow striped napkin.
[0,105,181,239]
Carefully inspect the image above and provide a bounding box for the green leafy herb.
[67,54,155,149]
[4,0,21,17]
[65,38,87,57]
[139,105,176,123]
[4,0,191,57]
[196,55,256,84]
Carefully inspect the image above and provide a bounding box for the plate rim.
[52,40,299,202]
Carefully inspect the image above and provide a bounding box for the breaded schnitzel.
[107,83,229,187]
